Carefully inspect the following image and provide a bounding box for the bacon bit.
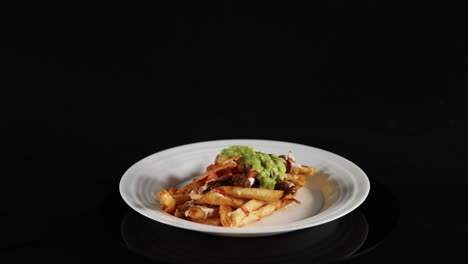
[194,161,237,182]
[217,168,234,177]
[285,160,292,173]
[247,168,258,178]
[168,187,177,195]
[279,155,292,173]
[236,163,245,173]
[205,173,218,182]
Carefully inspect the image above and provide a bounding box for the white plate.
[119,139,370,237]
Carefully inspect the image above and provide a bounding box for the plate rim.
[119,139,371,236]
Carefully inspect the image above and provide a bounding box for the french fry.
[219,205,233,227]
[175,180,205,195]
[157,189,176,214]
[230,199,266,227]
[172,194,192,205]
[237,201,278,227]
[283,193,298,200]
[292,165,316,176]
[192,162,236,182]
[193,191,247,208]
[185,206,206,220]
[285,174,307,187]
[237,199,294,227]
[216,155,242,165]
[193,156,240,182]
[174,208,185,218]
[185,205,216,220]
[214,186,284,202]
[210,207,220,219]
[191,217,221,226]
[240,199,266,213]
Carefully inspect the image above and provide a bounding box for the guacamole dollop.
[217,145,286,189]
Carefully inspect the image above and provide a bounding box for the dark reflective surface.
[0,174,399,264]
[342,179,400,260]
[119,179,398,263]
[121,209,367,264]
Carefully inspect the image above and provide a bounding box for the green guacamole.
[217,145,286,189]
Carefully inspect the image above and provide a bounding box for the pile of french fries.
[157,152,315,227]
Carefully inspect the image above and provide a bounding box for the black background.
[1,1,466,263]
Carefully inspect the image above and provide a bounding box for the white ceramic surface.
[119,139,370,237]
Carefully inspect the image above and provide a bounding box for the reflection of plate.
[119,139,370,237]
[121,208,369,264]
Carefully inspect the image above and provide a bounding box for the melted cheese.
[199,206,215,218]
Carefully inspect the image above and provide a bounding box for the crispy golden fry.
[157,189,176,214]
[215,186,284,202]
[230,199,266,227]
[292,165,316,176]
[219,205,233,227]
[285,174,307,187]
[174,208,185,218]
[193,160,238,182]
[185,205,217,220]
[172,194,191,205]
[185,206,206,220]
[193,191,247,208]
[175,180,205,195]
[283,193,298,200]
[240,199,266,213]
[192,217,221,226]
[216,155,242,164]
[237,199,294,227]
[237,201,278,227]
[211,207,220,219]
